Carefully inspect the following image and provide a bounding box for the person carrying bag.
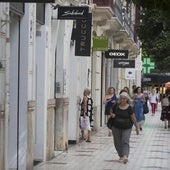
[109,92,139,164]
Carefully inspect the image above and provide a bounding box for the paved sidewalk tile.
[34,104,170,170]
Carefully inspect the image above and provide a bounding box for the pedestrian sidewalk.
[34,103,170,170]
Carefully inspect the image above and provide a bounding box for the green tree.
[132,0,170,72]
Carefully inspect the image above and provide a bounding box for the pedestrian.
[80,88,92,142]
[124,87,134,106]
[110,92,139,164]
[155,88,160,110]
[160,93,169,129]
[143,87,149,114]
[149,88,157,115]
[143,87,149,103]
[133,86,145,130]
[103,87,117,136]
[130,84,136,98]
[167,90,170,127]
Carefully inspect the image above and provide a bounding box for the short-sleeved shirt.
[111,104,133,129]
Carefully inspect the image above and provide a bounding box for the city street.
[34,103,170,170]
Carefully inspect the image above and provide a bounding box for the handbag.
[80,116,90,130]
[143,103,149,114]
[107,117,114,129]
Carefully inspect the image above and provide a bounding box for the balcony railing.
[93,0,137,43]
[123,9,134,39]
[114,0,123,24]
[93,0,114,10]
[93,0,123,25]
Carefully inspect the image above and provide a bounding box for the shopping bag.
[80,116,90,130]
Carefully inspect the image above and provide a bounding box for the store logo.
[75,13,92,56]
[61,10,85,16]
[58,6,89,20]
[109,52,125,57]
[114,59,135,68]
[105,49,128,59]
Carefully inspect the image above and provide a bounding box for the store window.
[10,3,24,16]
[36,3,45,25]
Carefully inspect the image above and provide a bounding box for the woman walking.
[110,92,139,163]
[160,93,169,129]
[133,86,145,130]
[149,88,157,115]
[103,87,117,136]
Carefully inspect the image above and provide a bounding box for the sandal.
[86,140,91,142]
[123,156,128,164]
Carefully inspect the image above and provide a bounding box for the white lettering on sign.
[109,52,125,56]
[118,61,129,66]
[62,10,84,16]
[143,78,151,81]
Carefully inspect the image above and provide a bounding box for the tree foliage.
[132,0,170,72]
[132,0,170,13]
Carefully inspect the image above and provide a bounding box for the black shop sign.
[58,6,89,20]
[75,13,92,56]
[105,49,128,59]
[114,59,135,68]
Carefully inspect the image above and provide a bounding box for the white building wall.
[55,20,65,97]
[34,26,49,160]
[45,4,54,99]
[27,4,36,101]
[68,46,91,141]
[8,3,35,169]
[135,53,142,86]
[8,15,19,169]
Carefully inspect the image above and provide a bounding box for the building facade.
[0,0,141,169]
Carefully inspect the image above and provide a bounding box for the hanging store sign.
[142,73,170,84]
[125,68,135,80]
[105,49,128,59]
[75,13,92,56]
[58,6,89,20]
[114,59,135,68]
[93,36,108,51]
[0,0,55,2]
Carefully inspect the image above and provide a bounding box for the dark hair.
[124,86,130,93]
[134,86,143,93]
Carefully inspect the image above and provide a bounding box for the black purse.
[143,103,149,114]
[107,117,114,129]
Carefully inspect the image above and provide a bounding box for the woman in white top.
[149,89,157,115]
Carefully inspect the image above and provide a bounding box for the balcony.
[92,0,140,56]
[93,0,114,9]
[92,0,123,32]
[93,0,123,23]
